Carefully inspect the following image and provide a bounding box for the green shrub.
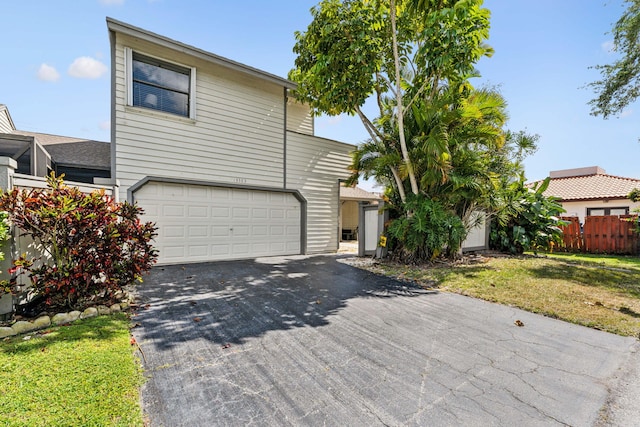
[386,194,467,263]
[0,174,157,310]
[490,176,567,254]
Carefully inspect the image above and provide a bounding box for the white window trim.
[124,47,196,120]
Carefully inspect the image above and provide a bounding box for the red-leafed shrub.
[0,174,157,310]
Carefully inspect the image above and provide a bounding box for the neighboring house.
[339,185,380,241]
[107,18,353,265]
[535,166,640,224]
[0,104,111,184]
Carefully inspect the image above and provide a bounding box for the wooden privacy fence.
[557,215,639,254]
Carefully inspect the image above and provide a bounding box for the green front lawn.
[359,253,640,337]
[0,313,143,427]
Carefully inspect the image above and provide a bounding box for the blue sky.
[1,0,637,190]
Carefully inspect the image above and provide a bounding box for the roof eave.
[559,196,632,202]
[106,17,297,90]
[0,105,16,131]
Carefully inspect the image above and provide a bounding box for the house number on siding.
[233,177,247,184]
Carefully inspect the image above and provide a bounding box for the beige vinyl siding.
[0,109,13,133]
[113,34,286,200]
[286,99,314,135]
[286,131,353,253]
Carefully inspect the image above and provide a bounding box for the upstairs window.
[127,50,195,118]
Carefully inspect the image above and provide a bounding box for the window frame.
[586,206,629,216]
[125,47,196,119]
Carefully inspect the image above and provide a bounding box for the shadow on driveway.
[133,254,431,350]
[132,254,639,427]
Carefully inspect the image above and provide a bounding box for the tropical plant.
[349,83,538,260]
[386,194,467,262]
[0,174,157,310]
[490,176,567,254]
[290,0,492,202]
[293,0,543,261]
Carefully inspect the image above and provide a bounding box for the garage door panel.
[232,226,250,236]
[212,188,230,199]
[164,225,186,238]
[212,207,230,217]
[232,207,250,218]
[188,206,208,217]
[187,186,207,198]
[188,245,209,257]
[161,183,185,198]
[211,244,230,256]
[286,241,300,252]
[287,225,300,236]
[188,225,208,237]
[163,205,185,217]
[136,182,301,264]
[232,190,250,201]
[251,192,268,202]
[252,225,268,236]
[163,246,185,259]
[212,226,230,237]
[252,208,268,218]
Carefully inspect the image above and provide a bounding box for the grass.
[360,253,640,337]
[0,313,143,427]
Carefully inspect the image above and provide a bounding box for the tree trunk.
[390,0,419,196]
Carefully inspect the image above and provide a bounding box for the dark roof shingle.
[11,130,110,170]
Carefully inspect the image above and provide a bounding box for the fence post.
[0,157,16,319]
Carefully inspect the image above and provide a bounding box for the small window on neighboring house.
[587,207,629,216]
[127,50,195,118]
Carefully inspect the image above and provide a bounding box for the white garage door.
[134,182,302,264]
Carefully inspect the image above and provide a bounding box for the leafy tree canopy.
[589,0,640,118]
[290,0,492,119]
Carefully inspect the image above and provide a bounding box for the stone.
[0,327,16,338]
[97,305,111,316]
[68,311,81,321]
[52,313,72,325]
[120,302,130,310]
[110,303,121,313]
[80,307,98,319]
[33,316,51,329]
[11,321,37,335]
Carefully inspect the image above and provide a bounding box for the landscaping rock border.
[0,302,129,339]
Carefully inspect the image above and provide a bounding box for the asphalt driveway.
[132,254,639,426]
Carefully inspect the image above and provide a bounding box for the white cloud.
[37,63,60,82]
[68,57,108,79]
[99,120,110,130]
[327,116,343,125]
[601,40,615,54]
[99,0,124,5]
[619,109,633,118]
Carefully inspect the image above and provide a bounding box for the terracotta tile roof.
[535,173,640,201]
[340,186,380,201]
[11,130,110,170]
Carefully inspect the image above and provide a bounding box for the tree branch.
[355,106,385,141]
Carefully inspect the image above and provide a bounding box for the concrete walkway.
[132,254,639,426]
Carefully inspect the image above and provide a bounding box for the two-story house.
[107,18,353,265]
